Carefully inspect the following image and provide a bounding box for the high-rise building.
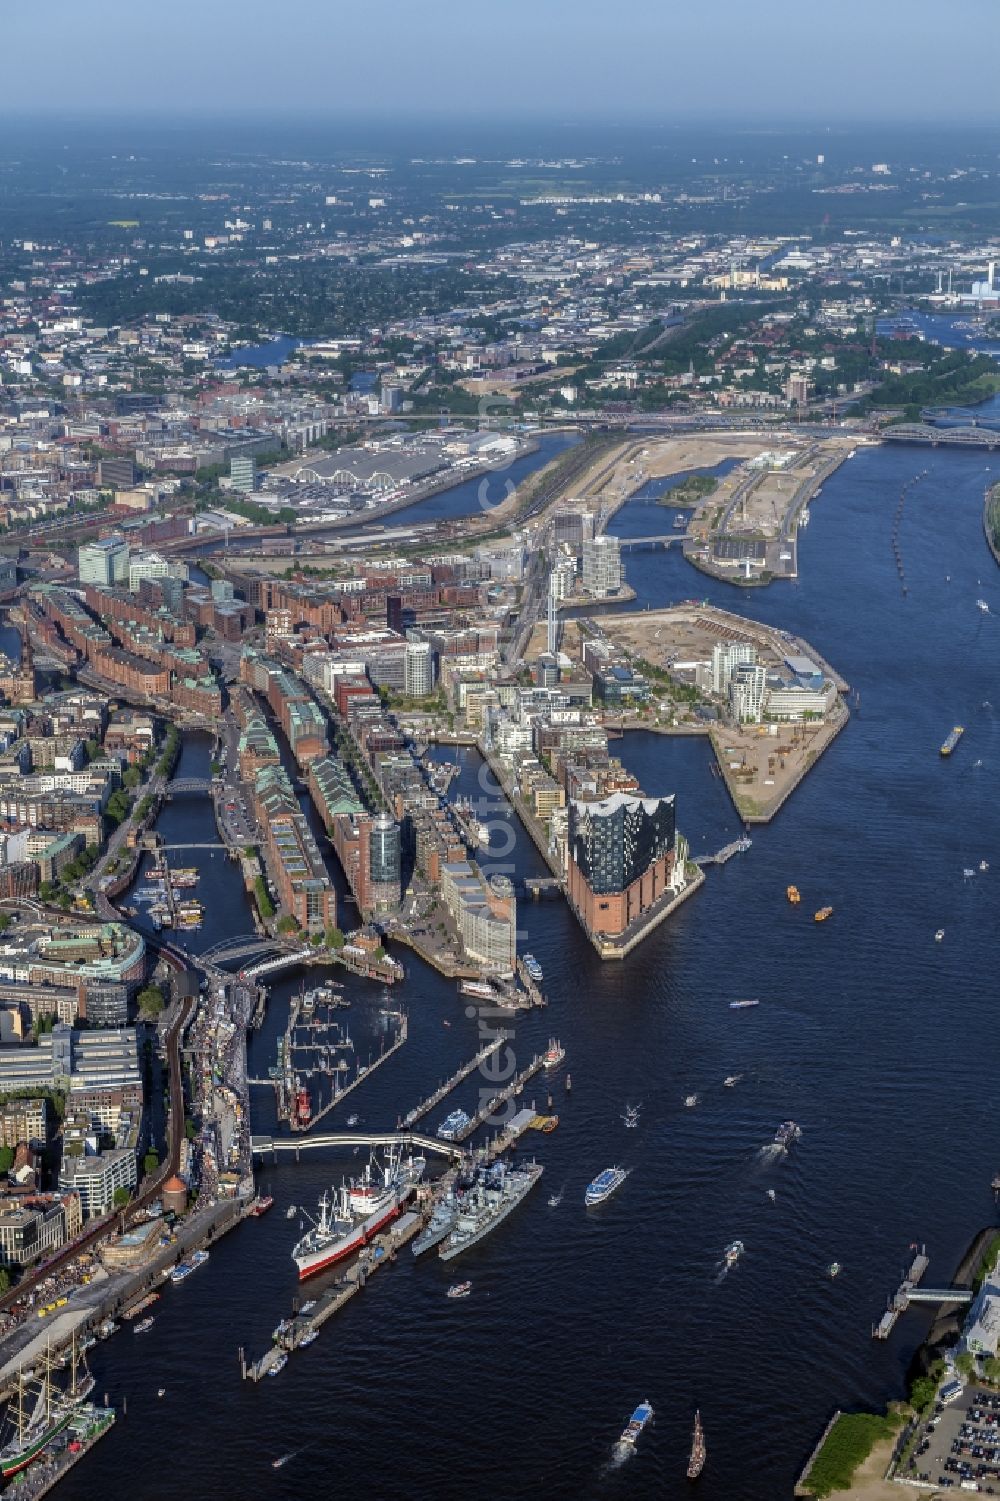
[230,454,257,494]
[729,662,767,723]
[404,639,434,697]
[567,791,677,938]
[367,812,401,911]
[581,535,623,598]
[386,595,404,635]
[710,641,757,697]
[381,383,403,414]
[78,537,129,587]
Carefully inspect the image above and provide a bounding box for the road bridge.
[618,534,684,552]
[201,934,288,965]
[165,777,218,796]
[250,1131,462,1160]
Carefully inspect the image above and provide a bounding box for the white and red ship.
[292,1148,426,1280]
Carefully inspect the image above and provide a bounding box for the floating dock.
[453,1054,546,1141]
[402,1033,512,1127]
[872,1246,929,1339]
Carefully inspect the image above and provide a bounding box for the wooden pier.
[402,1033,512,1127]
[454,1053,546,1141]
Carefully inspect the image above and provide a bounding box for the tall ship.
[0,1343,94,1480]
[687,1410,706,1479]
[941,726,965,756]
[438,1159,543,1262]
[293,1148,425,1280]
[585,1166,628,1206]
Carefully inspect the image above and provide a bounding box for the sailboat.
[0,1337,94,1478]
[687,1409,706,1479]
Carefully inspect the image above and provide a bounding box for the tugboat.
[291,1084,312,1129]
[687,1409,706,1479]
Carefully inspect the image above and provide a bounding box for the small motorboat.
[723,1074,743,1088]
[723,1239,744,1270]
[272,1455,291,1470]
[935,929,945,942]
[827,1262,842,1278]
[766,1189,776,1202]
[157,1388,166,1398]
[447,1281,472,1299]
[980,860,990,872]
[684,1094,699,1108]
[346,1114,360,1127]
[548,1192,563,1207]
[285,1205,297,1220]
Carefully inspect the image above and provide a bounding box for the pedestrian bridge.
[251,1131,463,1161]
[903,1287,974,1305]
[618,534,684,552]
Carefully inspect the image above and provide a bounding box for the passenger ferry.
[618,1399,654,1449]
[436,1108,471,1141]
[522,953,543,983]
[585,1166,628,1207]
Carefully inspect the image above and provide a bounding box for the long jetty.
[872,1245,930,1339]
[402,1033,512,1127]
[243,1211,425,1380]
[454,1053,546,1141]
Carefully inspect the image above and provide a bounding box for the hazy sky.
[5,0,998,122]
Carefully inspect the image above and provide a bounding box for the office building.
[404,639,434,697]
[78,537,129,587]
[230,454,257,494]
[581,535,623,598]
[59,1147,136,1219]
[98,456,137,490]
[567,792,678,938]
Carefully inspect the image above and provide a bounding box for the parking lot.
[901,1386,1000,1492]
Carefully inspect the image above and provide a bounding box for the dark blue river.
[62,438,1000,1501]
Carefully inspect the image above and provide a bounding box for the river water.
[60,437,1000,1500]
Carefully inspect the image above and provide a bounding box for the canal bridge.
[165,777,218,797]
[250,1131,463,1161]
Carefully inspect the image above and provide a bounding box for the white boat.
[766,1189,776,1202]
[684,1093,699,1108]
[268,1354,287,1376]
[977,599,990,612]
[723,1239,744,1269]
[585,1166,628,1207]
[298,1330,319,1347]
[346,1114,360,1127]
[935,929,945,941]
[980,860,990,872]
[622,1103,641,1128]
[723,1074,743,1087]
[446,1281,472,1299]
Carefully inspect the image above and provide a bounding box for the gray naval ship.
[438,1159,544,1262]
[412,1189,462,1258]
